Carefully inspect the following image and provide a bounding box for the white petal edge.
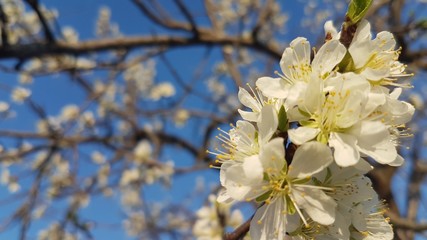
[288,141,333,179]
[256,77,289,99]
[329,132,360,167]
[288,127,320,145]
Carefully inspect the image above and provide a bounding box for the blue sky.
[0,1,425,239]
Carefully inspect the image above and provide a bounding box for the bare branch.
[0,34,281,61]
[23,0,55,43]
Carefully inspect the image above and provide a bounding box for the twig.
[24,0,55,43]
[223,214,253,240]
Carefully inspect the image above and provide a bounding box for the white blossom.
[120,168,140,187]
[38,222,76,240]
[62,26,79,43]
[174,109,190,126]
[193,194,243,240]
[123,212,146,237]
[213,18,412,239]
[19,73,33,84]
[60,104,80,121]
[11,87,31,103]
[133,140,152,163]
[150,82,176,100]
[91,151,106,164]
[0,101,10,112]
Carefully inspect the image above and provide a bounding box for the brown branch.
[0,34,281,61]
[222,47,243,88]
[131,0,192,32]
[339,15,359,48]
[18,146,57,240]
[252,0,274,39]
[24,0,55,43]
[388,211,427,232]
[223,215,253,240]
[173,0,199,36]
[368,166,399,214]
[0,3,9,46]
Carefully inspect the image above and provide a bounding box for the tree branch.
[0,34,281,61]
[24,0,55,43]
[223,214,253,240]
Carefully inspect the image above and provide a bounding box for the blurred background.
[0,0,425,239]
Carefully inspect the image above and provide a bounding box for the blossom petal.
[385,98,415,125]
[373,31,396,51]
[312,39,346,76]
[250,198,287,240]
[351,204,367,231]
[221,163,266,201]
[361,92,386,119]
[292,187,336,225]
[288,142,332,179]
[260,138,285,172]
[361,67,389,81]
[322,211,351,239]
[324,20,338,39]
[256,77,289,98]
[258,105,278,145]
[288,127,320,145]
[286,213,301,233]
[352,121,397,165]
[238,87,261,111]
[353,159,373,173]
[238,109,260,122]
[329,132,360,167]
[217,189,235,204]
[301,76,323,114]
[336,90,367,128]
[284,82,307,111]
[280,37,310,82]
[389,154,404,167]
[243,155,264,183]
[349,20,373,68]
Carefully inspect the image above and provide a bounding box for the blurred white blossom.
[174,109,190,127]
[123,212,146,237]
[19,73,33,85]
[38,222,76,240]
[62,26,79,43]
[150,82,176,100]
[0,101,10,112]
[91,151,106,164]
[193,194,243,240]
[11,87,31,103]
[120,168,140,187]
[133,140,152,163]
[60,104,80,121]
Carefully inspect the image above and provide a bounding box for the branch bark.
[0,34,281,61]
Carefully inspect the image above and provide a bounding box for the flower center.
[301,90,351,143]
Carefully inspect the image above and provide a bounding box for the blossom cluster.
[212,19,414,239]
[193,194,244,240]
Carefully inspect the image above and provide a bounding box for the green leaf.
[416,19,427,29]
[324,167,332,183]
[286,195,296,215]
[346,0,373,24]
[282,161,288,173]
[278,105,288,132]
[293,177,311,185]
[299,120,318,128]
[298,108,311,118]
[256,190,272,203]
[338,51,356,73]
[311,177,323,186]
[263,172,270,181]
[316,131,329,144]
